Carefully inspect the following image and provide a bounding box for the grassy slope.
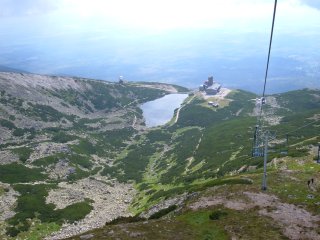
[67,155,320,240]
[1,78,320,240]
[100,89,320,215]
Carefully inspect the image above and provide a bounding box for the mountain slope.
[0,72,187,239]
[67,155,320,240]
[0,72,319,239]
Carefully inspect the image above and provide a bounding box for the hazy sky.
[0,0,319,92]
[1,0,319,31]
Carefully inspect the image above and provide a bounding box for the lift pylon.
[252,125,264,157]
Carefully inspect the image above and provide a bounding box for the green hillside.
[0,73,319,239]
[67,155,320,240]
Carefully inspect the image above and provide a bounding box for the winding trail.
[132,115,137,128]
[174,95,195,123]
[174,107,182,123]
[184,133,203,174]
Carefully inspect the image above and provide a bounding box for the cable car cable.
[262,0,278,99]
[252,0,278,157]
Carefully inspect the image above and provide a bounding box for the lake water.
[140,94,188,127]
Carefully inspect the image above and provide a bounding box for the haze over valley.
[1,0,320,93]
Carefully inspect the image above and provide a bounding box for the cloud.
[300,0,320,10]
[0,0,61,17]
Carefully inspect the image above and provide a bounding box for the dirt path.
[174,107,182,123]
[132,115,137,128]
[175,95,195,123]
[183,133,203,174]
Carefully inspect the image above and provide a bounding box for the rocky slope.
[68,155,320,240]
[0,72,186,239]
[0,72,319,239]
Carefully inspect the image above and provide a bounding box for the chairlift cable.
[248,118,320,161]
[252,0,278,157]
[262,0,278,99]
[239,120,320,166]
[258,0,278,119]
[269,118,320,142]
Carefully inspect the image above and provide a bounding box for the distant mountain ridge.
[0,65,29,73]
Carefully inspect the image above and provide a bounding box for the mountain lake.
[140,94,188,127]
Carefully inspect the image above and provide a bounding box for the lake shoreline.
[140,94,189,128]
